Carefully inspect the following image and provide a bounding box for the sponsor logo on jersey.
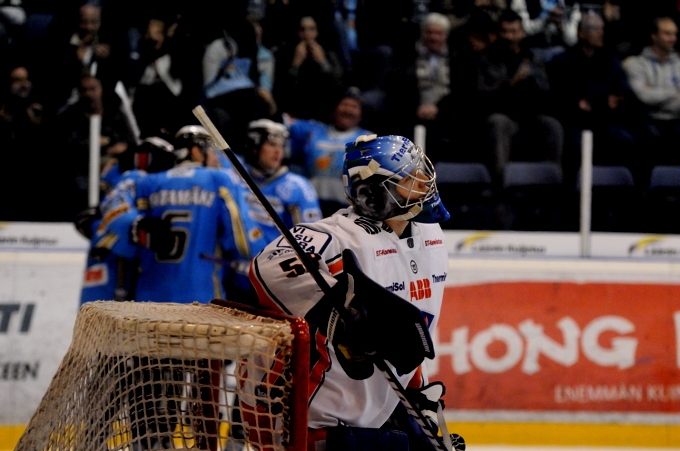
[275,225,331,255]
[410,278,431,301]
[410,260,418,273]
[375,247,398,259]
[83,263,108,287]
[424,238,444,248]
[354,217,381,234]
[431,272,447,283]
[148,187,216,208]
[385,281,406,292]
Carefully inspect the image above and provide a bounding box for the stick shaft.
[193,106,333,295]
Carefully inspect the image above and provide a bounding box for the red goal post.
[14,299,310,451]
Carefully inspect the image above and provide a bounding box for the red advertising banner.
[433,282,680,413]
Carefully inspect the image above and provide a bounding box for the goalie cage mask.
[343,135,450,223]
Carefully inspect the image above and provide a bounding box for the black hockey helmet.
[134,136,176,173]
[174,125,213,164]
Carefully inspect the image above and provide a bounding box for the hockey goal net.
[14,300,310,451]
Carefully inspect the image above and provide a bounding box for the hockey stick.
[192,106,458,451]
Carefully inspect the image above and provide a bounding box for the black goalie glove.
[130,216,175,255]
[326,249,435,380]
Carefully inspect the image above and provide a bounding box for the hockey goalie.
[244,134,464,451]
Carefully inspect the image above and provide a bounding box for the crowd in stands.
[2,0,680,233]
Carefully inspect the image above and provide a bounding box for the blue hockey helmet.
[343,135,450,223]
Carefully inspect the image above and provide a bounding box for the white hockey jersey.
[249,207,448,429]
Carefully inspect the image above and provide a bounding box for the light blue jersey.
[223,165,322,243]
[133,163,264,304]
[289,120,371,205]
[80,169,146,304]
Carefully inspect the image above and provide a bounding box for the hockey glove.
[130,216,175,255]
[326,272,377,380]
[74,206,101,239]
[405,382,466,451]
[327,249,435,378]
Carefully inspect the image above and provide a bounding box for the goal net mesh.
[15,300,307,451]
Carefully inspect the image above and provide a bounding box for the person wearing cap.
[288,86,373,217]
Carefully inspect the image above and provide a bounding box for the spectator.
[477,8,564,182]
[288,86,372,217]
[600,0,636,59]
[0,64,47,220]
[42,3,120,114]
[250,18,277,118]
[414,13,451,125]
[510,0,582,54]
[623,15,680,177]
[51,73,137,219]
[273,15,343,121]
[128,13,190,138]
[202,17,265,155]
[0,64,44,141]
[428,5,498,164]
[548,11,637,185]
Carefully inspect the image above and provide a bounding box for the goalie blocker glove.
[130,216,175,255]
[325,249,435,380]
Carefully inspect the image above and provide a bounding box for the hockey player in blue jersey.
[288,86,372,217]
[129,125,266,304]
[77,136,177,303]
[217,118,323,302]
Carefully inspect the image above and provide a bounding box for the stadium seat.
[434,162,499,230]
[576,165,635,188]
[435,161,492,184]
[500,161,569,231]
[576,165,639,232]
[503,161,563,188]
[644,165,680,233]
[649,165,680,189]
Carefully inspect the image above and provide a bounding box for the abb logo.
[410,279,432,301]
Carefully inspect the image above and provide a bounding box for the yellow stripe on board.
[448,422,680,448]
[3,423,680,450]
[1,425,24,450]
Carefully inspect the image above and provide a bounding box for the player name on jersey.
[147,187,216,208]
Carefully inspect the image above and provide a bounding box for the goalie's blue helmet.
[343,135,449,223]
